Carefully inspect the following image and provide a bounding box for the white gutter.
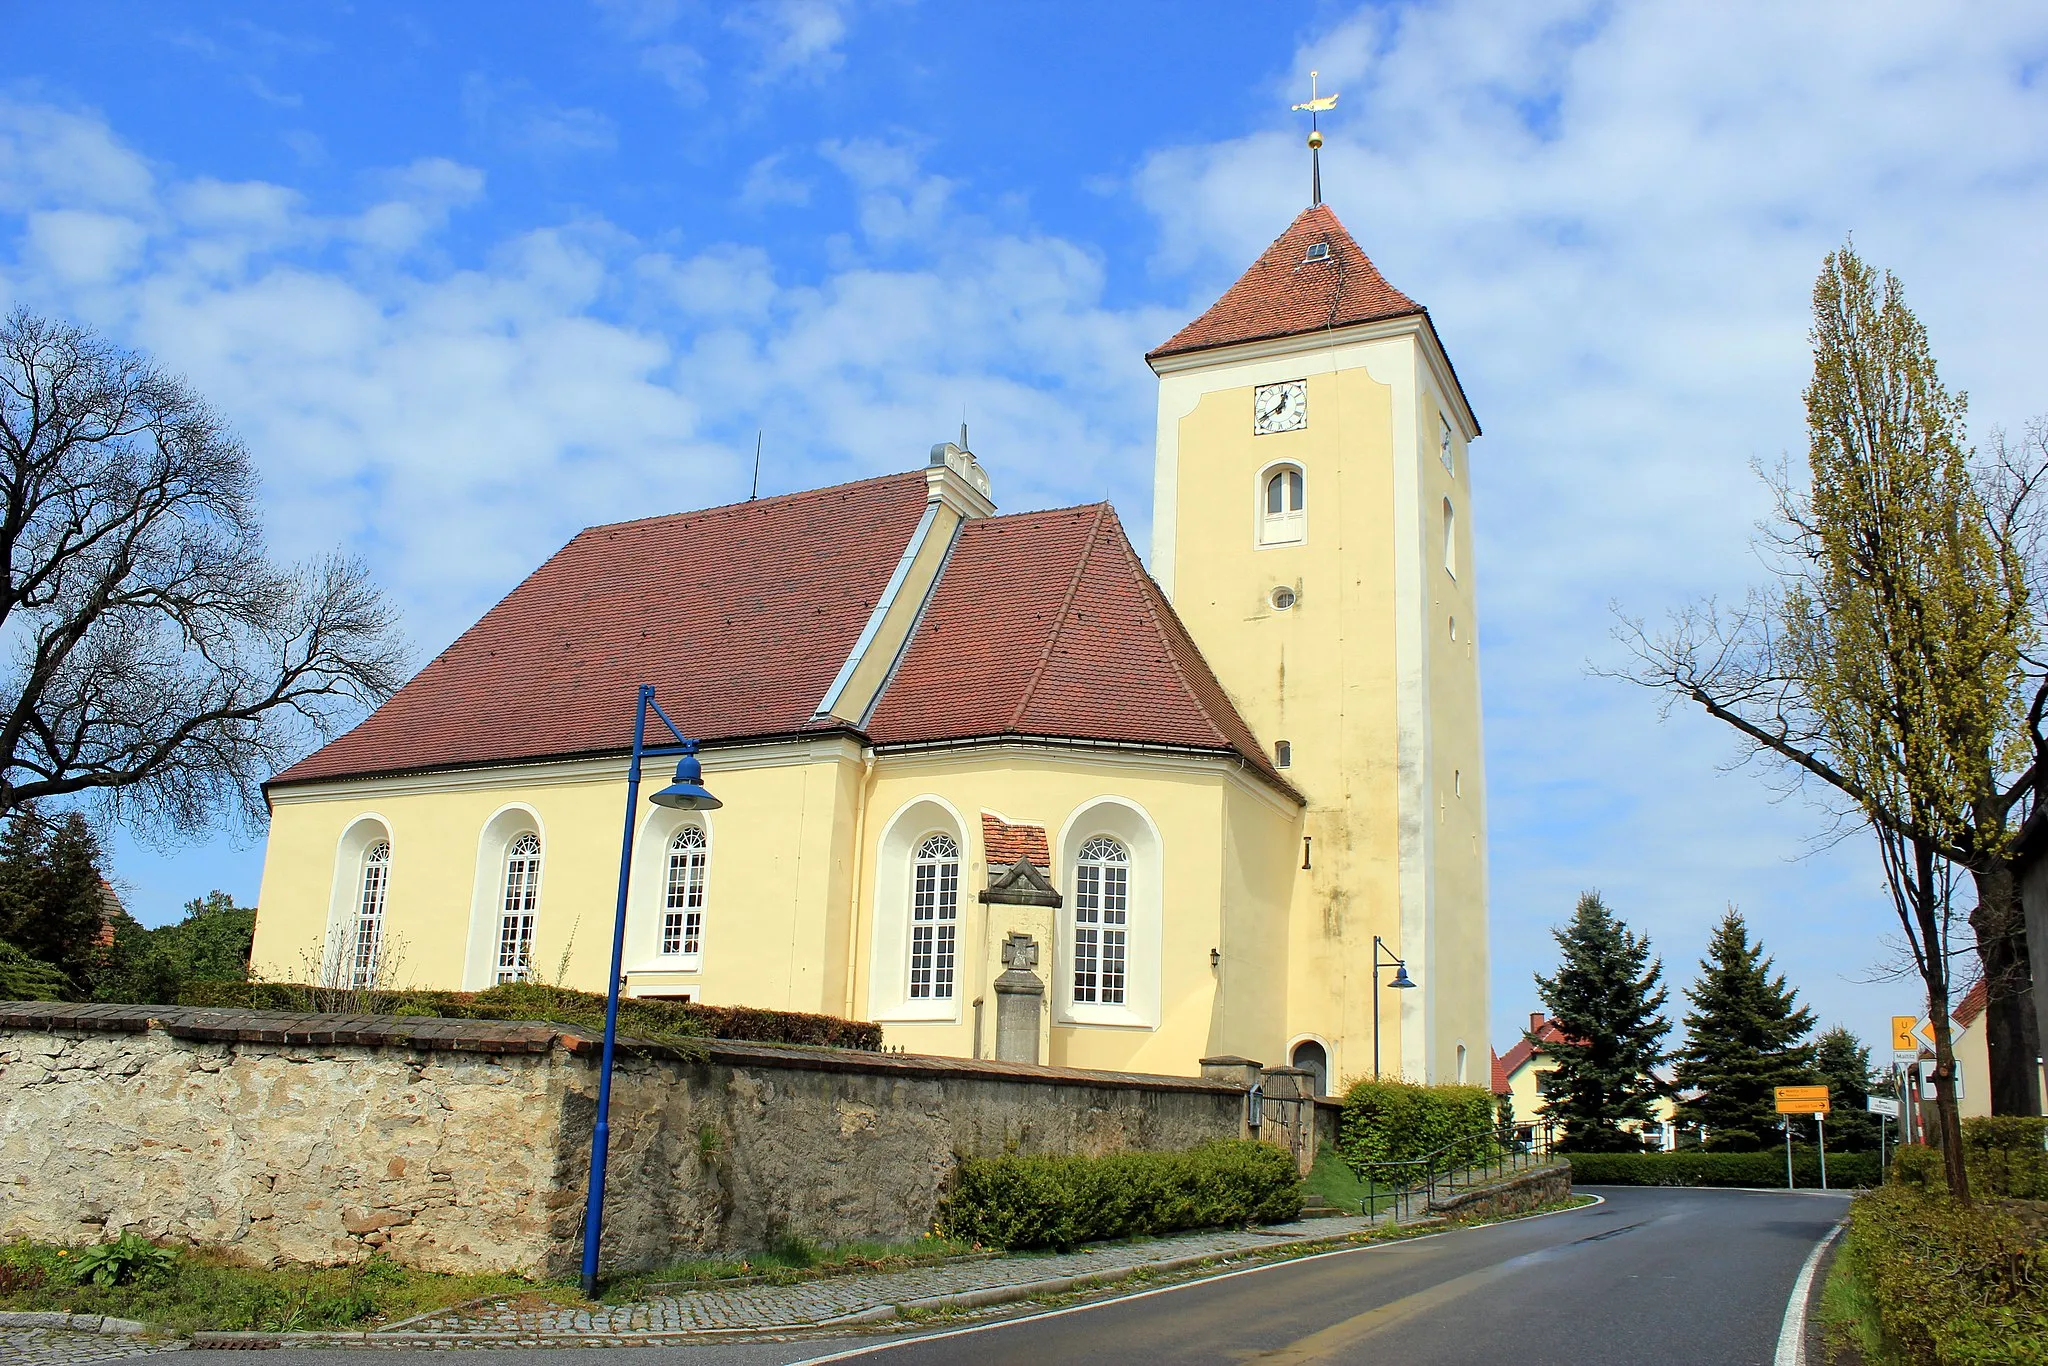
[812,500,942,721]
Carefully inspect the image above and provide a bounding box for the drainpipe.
[842,746,878,1019]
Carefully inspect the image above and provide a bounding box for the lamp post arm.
[644,695,692,748]
[581,683,653,1297]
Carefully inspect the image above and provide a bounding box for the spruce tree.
[1814,1026,1882,1152]
[1672,908,1816,1150]
[1533,891,1671,1152]
[0,809,115,989]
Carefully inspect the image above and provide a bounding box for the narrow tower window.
[1260,466,1306,546]
[350,840,391,989]
[1440,413,1455,474]
[908,833,960,999]
[1073,836,1130,1006]
[496,832,542,983]
[1443,497,1457,578]
[663,826,709,958]
[1275,740,1292,768]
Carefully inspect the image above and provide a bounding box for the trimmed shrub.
[1838,1183,2048,1363]
[937,1141,1302,1251]
[1338,1079,1498,1171]
[175,980,883,1051]
[1567,1149,1882,1189]
[1892,1125,2048,1201]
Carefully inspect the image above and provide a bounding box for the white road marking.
[785,1195,1607,1365]
[1774,1219,1845,1366]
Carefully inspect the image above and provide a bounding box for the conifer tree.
[1533,891,1671,1152]
[1814,1025,1882,1152]
[1672,908,1816,1150]
[0,807,114,988]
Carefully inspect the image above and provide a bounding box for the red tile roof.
[866,504,1297,797]
[1496,1016,1573,1081]
[1490,1048,1510,1096]
[274,472,931,785]
[1148,204,1423,362]
[1952,980,1988,1029]
[982,814,1051,867]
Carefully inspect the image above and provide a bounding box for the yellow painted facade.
[252,224,1490,1088]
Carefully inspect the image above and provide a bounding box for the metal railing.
[1346,1126,1559,1223]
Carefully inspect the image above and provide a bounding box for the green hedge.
[1338,1079,1498,1170]
[936,1141,1302,1251]
[1892,1120,2048,1201]
[1838,1184,2048,1363]
[1567,1149,1882,1188]
[175,981,883,1052]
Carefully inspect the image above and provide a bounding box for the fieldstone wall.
[1427,1161,1573,1222]
[0,1003,1251,1277]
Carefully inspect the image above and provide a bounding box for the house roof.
[982,814,1051,867]
[1496,1016,1574,1081]
[276,477,1297,801]
[1490,1048,1509,1096]
[1147,204,1424,362]
[274,472,932,785]
[866,503,1297,797]
[1953,980,1988,1030]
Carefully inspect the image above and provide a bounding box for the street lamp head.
[1389,963,1417,990]
[650,744,722,810]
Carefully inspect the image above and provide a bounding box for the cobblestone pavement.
[397,1214,1384,1339]
[1,1326,180,1366]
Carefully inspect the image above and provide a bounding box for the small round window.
[1270,586,1297,611]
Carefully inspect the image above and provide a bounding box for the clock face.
[1254,380,1307,435]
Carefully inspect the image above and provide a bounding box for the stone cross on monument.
[994,932,1044,1064]
[1001,932,1037,971]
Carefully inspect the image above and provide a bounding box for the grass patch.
[1818,1241,1888,1366]
[599,1235,979,1302]
[1304,1147,1396,1215]
[0,1239,570,1334]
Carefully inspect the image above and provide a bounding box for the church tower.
[1146,205,1487,1086]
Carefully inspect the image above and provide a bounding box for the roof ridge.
[1101,515,1231,751]
[1005,503,1111,733]
[580,468,926,536]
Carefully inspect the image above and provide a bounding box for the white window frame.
[494,832,541,984]
[1055,798,1162,1030]
[662,825,710,965]
[1256,461,1307,548]
[907,832,961,1001]
[350,840,391,989]
[867,796,969,1024]
[1071,836,1129,1006]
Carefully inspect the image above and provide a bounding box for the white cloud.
[726,0,853,77]
[1130,0,2048,1041]
[461,76,617,159]
[739,153,812,209]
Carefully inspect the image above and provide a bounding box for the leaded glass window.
[495,832,541,984]
[1072,836,1128,1006]
[662,826,709,958]
[908,833,959,1000]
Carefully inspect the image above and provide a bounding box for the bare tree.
[0,309,405,835]
[1611,247,2047,1197]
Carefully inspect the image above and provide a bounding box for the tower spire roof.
[1146,204,1423,363]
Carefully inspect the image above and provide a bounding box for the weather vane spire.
[1291,71,1338,208]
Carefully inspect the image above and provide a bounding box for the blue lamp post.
[580,684,721,1297]
[1372,934,1416,1080]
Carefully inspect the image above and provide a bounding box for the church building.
[251,201,1489,1089]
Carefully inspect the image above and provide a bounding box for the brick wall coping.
[0,1001,1244,1097]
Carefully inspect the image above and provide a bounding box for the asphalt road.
[157,1187,1848,1366]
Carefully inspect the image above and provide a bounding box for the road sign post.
[1774,1086,1831,1191]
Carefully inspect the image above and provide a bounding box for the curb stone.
[0,1312,148,1334]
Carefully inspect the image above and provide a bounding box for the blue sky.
[7,1,2048,1060]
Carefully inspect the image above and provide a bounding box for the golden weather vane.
[1291,71,1339,208]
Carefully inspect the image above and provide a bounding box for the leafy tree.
[1672,909,1816,1150]
[0,806,114,988]
[1615,246,2048,1195]
[0,310,405,835]
[0,939,72,999]
[95,890,256,1005]
[1533,891,1672,1152]
[1814,1026,1884,1152]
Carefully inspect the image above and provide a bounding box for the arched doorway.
[1290,1039,1329,1096]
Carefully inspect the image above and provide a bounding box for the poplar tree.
[1533,891,1671,1152]
[1672,908,1815,1150]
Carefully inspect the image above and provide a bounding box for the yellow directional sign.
[1775,1085,1832,1115]
[1892,1016,1919,1051]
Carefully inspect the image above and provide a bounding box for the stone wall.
[0,1003,1252,1277]
[1426,1161,1573,1222]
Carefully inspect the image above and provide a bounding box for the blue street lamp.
[580,684,721,1297]
[1372,934,1416,1080]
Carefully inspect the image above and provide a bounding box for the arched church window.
[495,832,542,984]
[908,833,960,999]
[663,826,709,959]
[349,840,391,989]
[1260,466,1306,546]
[1072,836,1129,1006]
